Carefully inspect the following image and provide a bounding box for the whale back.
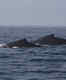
[34,34,66,45]
[6,38,29,48]
[6,38,41,48]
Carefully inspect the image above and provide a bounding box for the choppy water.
[0,27,66,80]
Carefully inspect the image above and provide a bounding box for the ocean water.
[0,27,66,80]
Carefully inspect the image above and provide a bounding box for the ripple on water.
[0,46,66,80]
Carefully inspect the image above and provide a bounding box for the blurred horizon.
[0,25,66,28]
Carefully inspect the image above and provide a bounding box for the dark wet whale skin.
[34,34,66,45]
[1,34,66,48]
[6,39,41,48]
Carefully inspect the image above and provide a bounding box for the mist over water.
[0,26,66,80]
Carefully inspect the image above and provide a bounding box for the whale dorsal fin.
[44,34,55,38]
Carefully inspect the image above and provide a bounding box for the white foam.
[12,46,19,48]
[35,43,40,45]
[0,44,6,48]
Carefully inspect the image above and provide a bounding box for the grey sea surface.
[0,27,66,80]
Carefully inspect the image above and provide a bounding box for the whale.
[0,34,66,48]
[0,38,41,48]
[33,34,66,45]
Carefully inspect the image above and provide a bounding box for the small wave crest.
[0,43,6,48]
[12,46,19,48]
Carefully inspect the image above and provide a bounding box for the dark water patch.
[30,58,66,62]
[4,77,15,80]
[9,63,22,66]
[9,63,26,67]
[44,59,66,62]
[30,58,45,62]
[55,77,66,79]
[21,70,66,74]
[0,72,10,75]
[28,78,39,80]
[48,52,66,55]
[0,55,9,58]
